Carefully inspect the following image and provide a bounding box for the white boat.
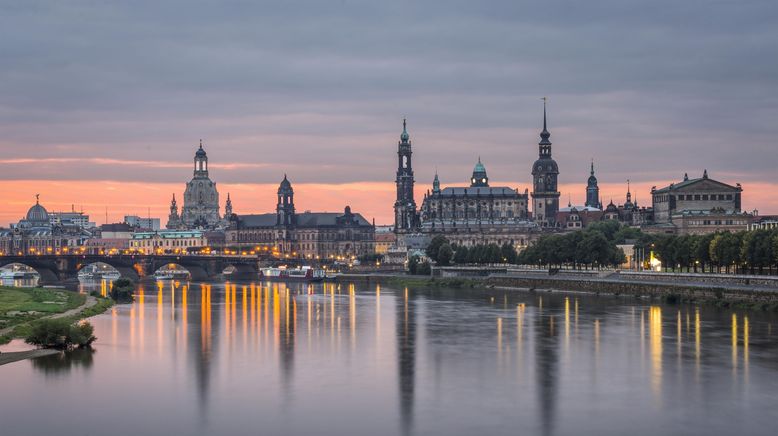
[260,266,325,282]
[155,270,191,280]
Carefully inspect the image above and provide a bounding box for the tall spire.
[590,159,595,176]
[432,169,440,194]
[538,97,551,151]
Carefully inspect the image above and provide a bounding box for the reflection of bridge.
[0,254,267,284]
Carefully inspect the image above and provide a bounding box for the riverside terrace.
[0,253,270,285]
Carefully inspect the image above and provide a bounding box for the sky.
[1,0,777,226]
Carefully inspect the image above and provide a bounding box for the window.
[702,195,709,201]
[694,195,701,200]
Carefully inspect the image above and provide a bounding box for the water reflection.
[31,348,95,376]
[3,280,778,436]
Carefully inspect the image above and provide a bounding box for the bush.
[25,318,96,350]
[110,277,135,303]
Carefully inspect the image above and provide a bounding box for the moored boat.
[260,266,325,282]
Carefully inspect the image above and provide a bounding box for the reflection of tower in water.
[396,288,416,436]
[535,305,559,436]
[189,283,219,416]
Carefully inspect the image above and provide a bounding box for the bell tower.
[276,174,296,226]
[531,99,561,226]
[394,119,417,234]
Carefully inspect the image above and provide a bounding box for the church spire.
[432,170,440,194]
[538,97,552,155]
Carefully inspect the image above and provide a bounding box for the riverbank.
[336,271,778,310]
[1,286,113,346]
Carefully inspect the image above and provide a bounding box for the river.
[1,279,777,436]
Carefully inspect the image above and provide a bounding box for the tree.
[407,255,420,275]
[437,243,453,266]
[500,243,517,264]
[110,277,135,303]
[453,245,469,264]
[26,319,96,350]
[426,236,449,262]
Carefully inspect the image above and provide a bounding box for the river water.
[1,279,777,436]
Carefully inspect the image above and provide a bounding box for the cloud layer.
[1,0,776,224]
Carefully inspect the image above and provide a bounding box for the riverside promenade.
[337,268,778,306]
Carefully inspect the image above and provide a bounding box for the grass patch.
[0,286,109,345]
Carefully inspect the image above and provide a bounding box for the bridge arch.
[73,260,141,282]
[152,263,195,281]
[0,261,51,285]
[222,262,260,280]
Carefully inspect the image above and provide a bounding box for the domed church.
[167,141,226,230]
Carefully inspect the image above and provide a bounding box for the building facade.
[129,230,207,254]
[419,159,537,250]
[226,176,375,259]
[0,197,92,255]
[647,170,748,234]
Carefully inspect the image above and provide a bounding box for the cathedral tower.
[277,174,296,226]
[585,160,601,209]
[531,100,560,226]
[394,119,417,234]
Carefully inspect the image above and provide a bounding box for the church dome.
[278,174,293,194]
[588,174,598,186]
[532,158,559,175]
[26,202,49,223]
[195,143,207,158]
[400,119,410,142]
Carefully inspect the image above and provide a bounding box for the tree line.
[643,228,778,274]
[415,220,778,275]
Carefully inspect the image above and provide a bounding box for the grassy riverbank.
[0,286,113,345]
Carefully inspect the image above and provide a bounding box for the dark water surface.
[1,280,777,436]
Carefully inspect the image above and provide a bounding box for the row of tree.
[418,220,778,275]
[515,227,627,269]
[425,236,519,266]
[643,229,778,274]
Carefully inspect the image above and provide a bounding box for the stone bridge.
[0,254,266,285]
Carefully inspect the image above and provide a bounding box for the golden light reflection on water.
[564,297,570,351]
[730,313,737,374]
[649,306,662,396]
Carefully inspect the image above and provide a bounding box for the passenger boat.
[260,266,325,282]
[154,269,191,280]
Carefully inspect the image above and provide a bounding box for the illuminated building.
[225,175,375,259]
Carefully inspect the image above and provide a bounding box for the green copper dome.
[400,119,409,142]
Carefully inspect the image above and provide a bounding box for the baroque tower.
[277,174,296,226]
[585,160,601,209]
[531,100,560,226]
[394,119,417,234]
